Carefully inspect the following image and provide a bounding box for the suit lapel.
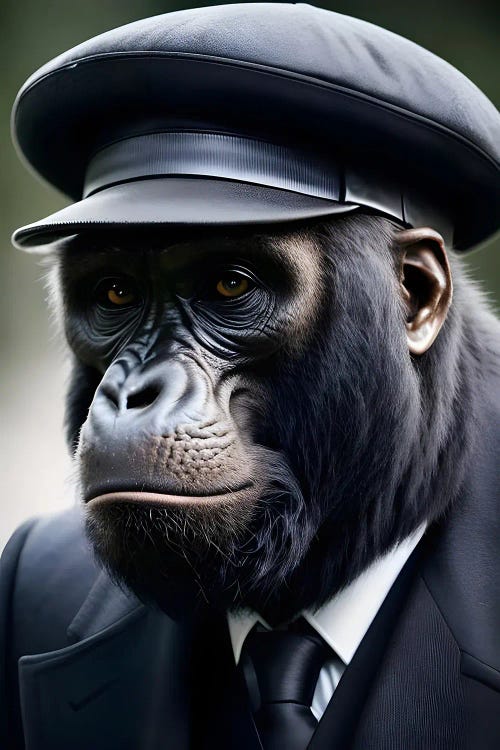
[18,572,193,750]
[350,573,469,750]
[308,540,423,750]
[66,570,143,643]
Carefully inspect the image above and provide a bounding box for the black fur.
[241,215,495,619]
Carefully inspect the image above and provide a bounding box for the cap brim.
[12,177,359,251]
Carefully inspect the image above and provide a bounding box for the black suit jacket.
[1,380,499,749]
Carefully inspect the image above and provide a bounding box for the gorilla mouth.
[86,483,255,507]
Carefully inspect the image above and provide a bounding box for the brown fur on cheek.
[265,231,326,354]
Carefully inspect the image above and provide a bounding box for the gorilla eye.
[216,274,250,298]
[94,278,140,309]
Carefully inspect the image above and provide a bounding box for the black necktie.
[239,618,331,750]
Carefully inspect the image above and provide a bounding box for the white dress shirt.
[227,524,426,721]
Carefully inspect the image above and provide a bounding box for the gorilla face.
[54,214,455,623]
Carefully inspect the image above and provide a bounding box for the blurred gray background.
[1,0,498,550]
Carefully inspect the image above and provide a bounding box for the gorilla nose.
[90,358,209,438]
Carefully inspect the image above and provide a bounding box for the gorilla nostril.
[126,385,161,410]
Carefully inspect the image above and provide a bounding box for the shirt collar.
[227,524,426,666]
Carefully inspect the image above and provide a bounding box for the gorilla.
[3,4,499,749]
[49,215,479,625]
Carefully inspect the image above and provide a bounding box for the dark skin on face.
[61,228,325,505]
[55,218,452,623]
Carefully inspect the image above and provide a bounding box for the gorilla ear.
[395,227,453,355]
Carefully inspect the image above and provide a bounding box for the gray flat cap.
[11,2,500,251]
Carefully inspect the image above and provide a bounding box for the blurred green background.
[0,0,498,549]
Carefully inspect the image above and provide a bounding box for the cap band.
[84,132,343,201]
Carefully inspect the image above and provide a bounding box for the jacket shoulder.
[1,507,101,657]
[0,508,101,747]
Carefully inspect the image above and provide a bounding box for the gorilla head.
[50,212,471,624]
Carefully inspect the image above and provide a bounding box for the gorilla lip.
[86,484,254,507]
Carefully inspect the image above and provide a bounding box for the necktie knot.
[242,620,330,707]
[239,618,331,750]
